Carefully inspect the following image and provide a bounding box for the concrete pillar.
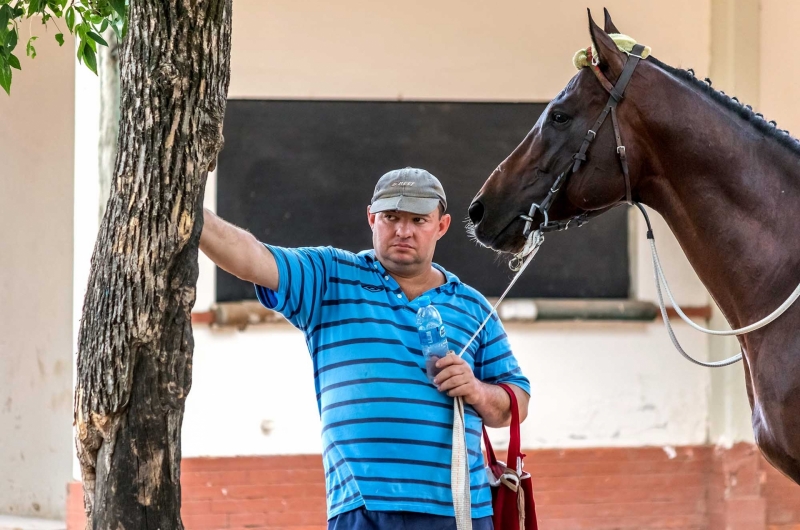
[706,0,760,454]
[0,34,75,518]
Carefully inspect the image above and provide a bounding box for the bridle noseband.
[520,43,646,239]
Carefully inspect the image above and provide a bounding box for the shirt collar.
[360,249,460,285]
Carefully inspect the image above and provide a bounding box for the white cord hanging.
[648,238,743,367]
[457,230,544,358]
[637,201,799,367]
[649,238,800,336]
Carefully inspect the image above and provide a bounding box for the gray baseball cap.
[370,167,447,215]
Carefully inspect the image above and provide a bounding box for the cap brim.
[370,196,440,215]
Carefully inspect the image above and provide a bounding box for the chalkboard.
[216,100,629,302]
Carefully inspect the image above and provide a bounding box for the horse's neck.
[640,87,800,328]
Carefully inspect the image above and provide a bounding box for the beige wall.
[760,0,800,135]
[0,35,75,518]
[710,0,800,139]
[230,0,711,100]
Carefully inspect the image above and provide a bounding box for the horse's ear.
[603,8,621,34]
[587,8,626,80]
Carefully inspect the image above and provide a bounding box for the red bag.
[482,383,538,530]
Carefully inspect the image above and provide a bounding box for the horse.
[467,8,800,485]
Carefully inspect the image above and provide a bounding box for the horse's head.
[469,9,655,253]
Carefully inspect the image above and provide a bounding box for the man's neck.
[383,262,446,301]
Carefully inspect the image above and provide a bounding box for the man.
[200,167,530,529]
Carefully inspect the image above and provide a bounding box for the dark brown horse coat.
[469,9,800,485]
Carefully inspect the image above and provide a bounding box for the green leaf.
[109,0,125,19]
[75,40,82,63]
[111,17,122,40]
[0,5,10,30]
[27,0,42,16]
[4,27,16,50]
[87,31,107,46]
[82,30,96,52]
[0,59,11,94]
[65,6,74,31]
[54,32,63,46]
[82,43,97,74]
[26,35,36,58]
[7,51,18,69]
[99,18,108,32]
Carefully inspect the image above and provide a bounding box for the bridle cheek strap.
[576,43,645,205]
[519,43,645,236]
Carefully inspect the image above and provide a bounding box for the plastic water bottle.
[416,296,450,383]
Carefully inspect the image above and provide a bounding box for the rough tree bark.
[74,1,232,528]
[98,27,120,222]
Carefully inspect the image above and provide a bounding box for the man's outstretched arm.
[199,208,279,289]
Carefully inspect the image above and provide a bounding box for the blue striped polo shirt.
[254,245,530,520]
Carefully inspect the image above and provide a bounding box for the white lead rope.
[456,230,545,360]
[650,238,800,336]
[649,235,800,367]
[649,238,743,367]
[451,230,544,530]
[451,395,472,530]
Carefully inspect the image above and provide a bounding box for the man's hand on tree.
[433,352,485,406]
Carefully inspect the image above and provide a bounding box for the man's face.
[368,207,452,275]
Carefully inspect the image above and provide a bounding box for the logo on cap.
[391,182,416,187]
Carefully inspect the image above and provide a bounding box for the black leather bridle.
[520,43,647,238]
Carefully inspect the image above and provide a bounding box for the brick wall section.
[66,445,799,530]
[528,446,710,530]
[762,464,800,530]
[708,444,766,530]
[67,455,328,530]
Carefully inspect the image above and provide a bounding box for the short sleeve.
[254,245,332,331]
[475,316,530,394]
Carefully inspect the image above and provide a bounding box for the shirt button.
[396,294,402,299]
[384,275,389,280]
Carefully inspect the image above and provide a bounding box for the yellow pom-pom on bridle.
[573,33,651,69]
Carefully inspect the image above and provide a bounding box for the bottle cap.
[417,295,431,307]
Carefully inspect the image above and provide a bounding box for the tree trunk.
[74,1,232,528]
[98,27,120,223]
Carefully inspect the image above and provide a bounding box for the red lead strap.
[482,383,538,530]
[482,383,523,473]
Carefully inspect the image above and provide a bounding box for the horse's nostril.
[468,200,485,225]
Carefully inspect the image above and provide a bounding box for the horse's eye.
[551,112,570,124]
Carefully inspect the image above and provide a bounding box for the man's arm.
[433,354,529,428]
[470,381,530,428]
[199,208,279,289]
